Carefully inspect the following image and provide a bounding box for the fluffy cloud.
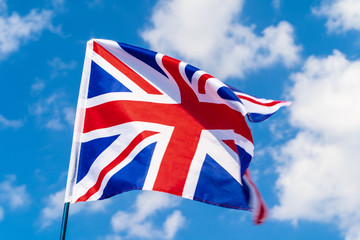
[0,0,67,59]
[313,0,360,32]
[28,57,76,130]
[39,188,112,229]
[0,175,30,220]
[47,57,77,78]
[100,235,123,240]
[111,191,185,239]
[29,92,75,130]
[272,51,360,240]
[272,0,281,9]
[141,0,301,79]
[0,114,23,129]
[0,206,4,221]
[51,0,66,13]
[39,189,65,229]
[0,175,30,209]
[31,79,46,94]
[0,0,6,13]
[0,0,54,59]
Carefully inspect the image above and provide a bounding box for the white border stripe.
[65,39,94,202]
[182,130,254,199]
[142,126,174,191]
[72,122,174,202]
[86,133,160,201]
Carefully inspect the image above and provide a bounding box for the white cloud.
[40,189,65,229]
[39,188,112,229]
[163,210,186,240]
[313,0,360,32]
[28,57,76,130]
[0,0,66,59]
[0,0,7,13]
[287,50,360,136]
[0,206,4,222]
[272,50,360,240]
[272,0,281,9]
[0,1,53,59]
[45,118,65,130]
[31,78,45,94]
[86,0,103,8]
[0,175,30,221]
[47,57,77,78]
[111,191,185,239]
[29,92,75,130]
[0,175,30,209]
[0,114,23,129]
[63,107,76,126]
[141,0,301,79]
[51,0,66,13]
[100,235,123,240]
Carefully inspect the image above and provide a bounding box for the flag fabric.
[65,39,290,224]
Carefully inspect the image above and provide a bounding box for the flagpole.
[59,202,70,240]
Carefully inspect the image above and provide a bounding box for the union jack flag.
[64,39,290,224]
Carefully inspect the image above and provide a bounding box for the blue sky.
[1,0,360,239]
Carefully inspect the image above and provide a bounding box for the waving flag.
[64,39,290,224]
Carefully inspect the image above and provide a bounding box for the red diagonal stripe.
[93,41,162,95]
[75,130,159,202]
[222,140,238,154]
[198,74,213,94]
[237,94,284,107]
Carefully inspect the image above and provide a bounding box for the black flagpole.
[59,202,70,240]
